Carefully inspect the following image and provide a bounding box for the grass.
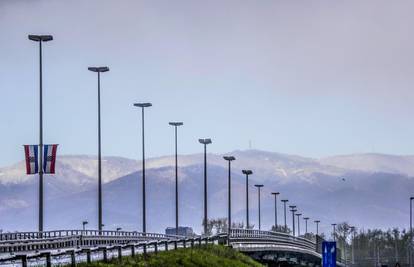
[76,244,264,267]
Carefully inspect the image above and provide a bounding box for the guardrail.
[0,229,323,266]
[229,228,317,252]
[0,230,184,254]
[0,235,221,267]
[0,230,181,241]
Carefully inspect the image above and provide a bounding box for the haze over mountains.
[0,150,412,235]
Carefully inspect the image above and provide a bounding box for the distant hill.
[0,150,412,235]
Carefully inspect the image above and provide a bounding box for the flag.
[43,144,58,174]
[24,145,39,175]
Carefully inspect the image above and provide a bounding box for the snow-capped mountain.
[1,150,413,235]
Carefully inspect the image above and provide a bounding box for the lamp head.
[411,197,414,200]
[242,170,253,175]
[134,103,152,108]
[303,217,309,220]
[28,35,53,42]
[281,199,289,203]
[88,66,110,72]
[314,220,320,223]
[254,184,264,188]
[223,156,235,161]
[296,213,302,216]
[271,192,280,196]
[198,138,212,145]
[169,122,183,126]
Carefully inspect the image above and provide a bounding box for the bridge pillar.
[101,247,108,262]
[42,252,51,267]
[154,242,158,254]
[117,246,122,260]
[190,238,194,249]
[164,241,168,251]
[19,255,27,267]
[174,240,177,250]
[183,239,186,248]
[69,250,76,267]
[130,245,135,257]
[198,237,202,246]
[84,249,91,263]
[143,242,147,256]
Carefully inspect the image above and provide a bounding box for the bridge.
[0,229,344,267]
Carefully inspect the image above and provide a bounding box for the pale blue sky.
[1,0,414,167]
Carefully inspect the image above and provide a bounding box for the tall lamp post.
[199,138,212,235]
[314,220,320,236]
[28,34,53,232]
[242,170,253,229]
[223,156,236,245]
[254,184,264,230]
[332,223,337,241]
[296,213,302,236]
[281,199,289,231]
[88,66,110,231]
[134,103,152,233]
[289,206,297,236]
[169,122,183,235]
[303,217,309,235]
[271,192,280,230]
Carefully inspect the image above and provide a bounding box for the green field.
[77,245,263,267]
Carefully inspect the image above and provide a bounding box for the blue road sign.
[322,241,336,267]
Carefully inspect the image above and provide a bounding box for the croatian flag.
[24,145,39,175]
[43,144,58,174]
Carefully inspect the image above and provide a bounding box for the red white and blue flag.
[24,145,39,175]
[43,144,58,174]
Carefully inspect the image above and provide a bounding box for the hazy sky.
[1,0,414,167]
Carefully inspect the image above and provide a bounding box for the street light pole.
[254,184,264,230]
[28,34,53,232]
[303,217,309,235]
[169,122,183,235]
[332,223,337,241]
[314,220,320,236]
[271,192,280,230]
[82,221,88,231]
[88,66,109,232]
[296,213,302,236]
[199,139,212,235]
[223,156,236,245]
[282,200,289,231]
[134,103,152,233]
[242,170,253,229]
[289,206,297,236]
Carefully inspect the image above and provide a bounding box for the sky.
[1,0,414,167]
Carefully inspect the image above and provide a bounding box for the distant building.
[165,226,194,237]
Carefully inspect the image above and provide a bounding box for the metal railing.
[0,230,181,241]
[0,228,322,266]
[0,230,184,255]
[0,235,221,267]
[229,228,317,252]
